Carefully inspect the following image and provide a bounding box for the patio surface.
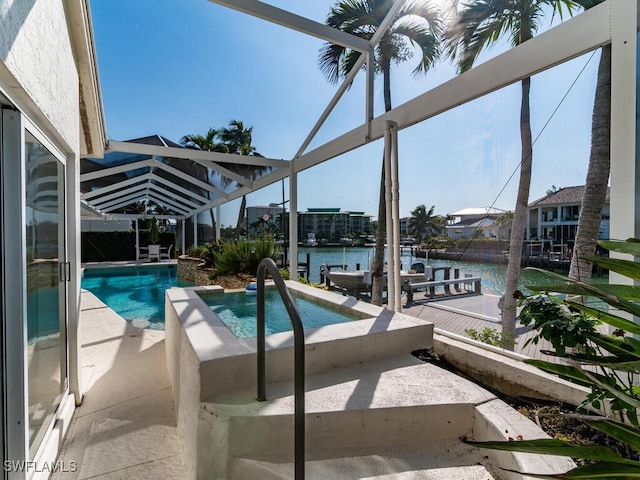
[55,289,553,479]
[54,290,187,479]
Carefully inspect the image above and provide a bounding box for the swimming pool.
[198,289,363,338]
[81,265,191,329]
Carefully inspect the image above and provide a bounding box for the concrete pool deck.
[57,284,582,479]
[55,290,187,479]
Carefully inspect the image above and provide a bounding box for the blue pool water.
[198,289,362,338]
[81,265,191,329]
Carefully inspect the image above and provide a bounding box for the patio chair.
[148,244,161,262]
[160,244,173,261]
[138,246,149,261]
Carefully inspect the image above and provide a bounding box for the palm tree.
[409,204,440,242]
[568,0,608,284]
[446,0,579,346]
[494,210,513,240]
[217,120,271,240]
[320,0,442,305]
[180,128,226,241]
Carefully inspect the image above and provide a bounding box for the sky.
[89,0,599,227]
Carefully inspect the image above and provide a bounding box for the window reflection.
[25,132,66,458]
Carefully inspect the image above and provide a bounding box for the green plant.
[466,239,640,477]
[279,268,290,280]
[185,241,224,268]
[211,236,279,277]
[185,246,206,258]
[465,327,515,349]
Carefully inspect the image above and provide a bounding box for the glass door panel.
[25,131,67,458]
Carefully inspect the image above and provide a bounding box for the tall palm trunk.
[502,77,533,348]
[569,44,611,282]
[371,61,393,305]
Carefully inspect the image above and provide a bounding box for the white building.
[445,207,510,240]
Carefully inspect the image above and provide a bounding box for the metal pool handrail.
[256,257,305,479]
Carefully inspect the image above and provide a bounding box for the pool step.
[197,312,434,399]
[199,354,497,477]
[228,443,499,480]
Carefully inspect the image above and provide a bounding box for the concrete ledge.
[433,329,590,406]
[474,399,575,479]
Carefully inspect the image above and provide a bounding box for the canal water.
[294,246,607,295]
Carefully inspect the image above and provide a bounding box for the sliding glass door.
[24,131,68,458]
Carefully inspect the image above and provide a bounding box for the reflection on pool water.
[27,287,60,343]
[198,289,362,338]
[81,265,191,329]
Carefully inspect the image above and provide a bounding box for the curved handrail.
[256,257,305,479]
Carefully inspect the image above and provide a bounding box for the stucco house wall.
[1,1,105,477]
[0,0,80,152]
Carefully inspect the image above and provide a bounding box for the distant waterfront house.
[445,207,510,240]
[297,208,373,243]
[526,186,610,244]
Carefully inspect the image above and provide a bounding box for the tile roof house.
[526,185,610,243]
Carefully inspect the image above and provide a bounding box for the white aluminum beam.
[80,158,152,182]
[369,0,406,49]
[90,183,148,206]
[93,213,179,221]
[147,173,210,205]
[81,172,152,200]
[295,50,371,158]
[609,0,638,278]
[147,184,200,209]
[146,192,191,215]
[208,0,370,53]
[192,164,291,214]
[106,140,288,168]
[97,191,146,211]
[289,0,404,158]
[138,158,227,197]
[191,158,252,187]
[296,1,612,173]
[85,181,148,205]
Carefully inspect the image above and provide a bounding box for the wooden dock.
[402,293,564,362]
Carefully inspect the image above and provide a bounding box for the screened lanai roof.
[81,0,631,232]
[80,134,289,219]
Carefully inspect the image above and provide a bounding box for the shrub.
[211,236,280,277]
[185,245,206,258]
[465,327,515,349]
[466,239,640,477]
[185,241,224,268]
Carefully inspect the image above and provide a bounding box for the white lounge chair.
[160,244,173,261]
